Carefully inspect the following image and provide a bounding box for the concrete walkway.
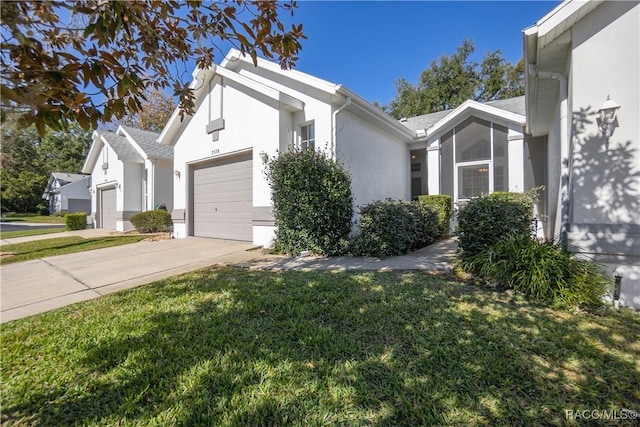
[1,234,456,323]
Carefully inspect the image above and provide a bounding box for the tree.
[1,117,91,212]
[1,1,305,134]
[120,89,177,133]
[386,40,525,119]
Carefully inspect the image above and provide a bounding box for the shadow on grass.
[2,268,639,425]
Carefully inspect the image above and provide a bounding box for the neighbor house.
[82,125,174,231]
[524,0,639,308]
[41,172,91,214]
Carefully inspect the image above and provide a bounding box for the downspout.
[528,65,569,248]
[331,97,351,160]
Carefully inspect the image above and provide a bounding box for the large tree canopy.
[1,117,91,212]
[385,40,524,119]
[120,89,177,133]
[0,0,305,134]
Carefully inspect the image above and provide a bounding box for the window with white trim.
[300,122,315,151]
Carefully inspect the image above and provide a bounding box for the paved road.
[0,222,65,232]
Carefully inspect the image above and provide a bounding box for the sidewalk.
[245,237,457,272]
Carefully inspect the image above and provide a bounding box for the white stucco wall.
[153,159,174,212]
[570,0,640,226]
[336,110,410,212]
[170,75,281,241]
[566,0,640,309]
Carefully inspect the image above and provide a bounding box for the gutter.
[331,96,351,160]
[528,64,569,247]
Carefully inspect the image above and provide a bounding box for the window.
[300,123,315,151]
[459,165,489,198]
[440,118,510,201]
[411,162,421,172]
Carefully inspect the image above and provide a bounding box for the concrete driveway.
[1,238,267,323]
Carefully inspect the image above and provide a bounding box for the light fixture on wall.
[174,170,181,179]
[259,151,269,165]
[596,95,621,141]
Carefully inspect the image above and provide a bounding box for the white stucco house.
[82,125,174,231]
[42,172,91,214]
[524,0,640,308]
[159,48,416,244]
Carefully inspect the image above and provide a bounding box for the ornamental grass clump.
[460,233,610,310]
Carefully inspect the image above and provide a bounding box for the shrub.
[351,199,440,257]
[64,212,87,231]
[417,195,451,237]
[130,210,172,233]
[266,148,353,256]
[36,204,50,216]
[457,191,534,262]
[52,210,68,217]
[460,234,610,309]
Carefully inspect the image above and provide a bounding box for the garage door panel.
[192,153,253,241]
[100,188,117,230]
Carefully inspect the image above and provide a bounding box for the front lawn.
[0,235,148,264]
[1,268,638,426]
[0,227,66,240]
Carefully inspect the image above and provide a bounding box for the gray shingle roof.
[120,126,173,160]
[400,96,526,132]
[52,172,88,185]
[101,131,144,162]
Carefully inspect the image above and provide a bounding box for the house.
[159,48,415,245]
[41,172,91,214]
[82,125,174,231]
[524,0,639,308]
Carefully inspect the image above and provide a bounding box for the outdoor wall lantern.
[174,170,181,179]
[259,151,269,165]
[596,95,621,141]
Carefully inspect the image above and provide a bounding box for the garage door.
[100,188,117,229]
[191,152,253,241]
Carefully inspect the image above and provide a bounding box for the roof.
[158,48,416,146]
[401,96,526,133]
[101,131,144,162]
[120,126,173,160]
[51,172,88,185]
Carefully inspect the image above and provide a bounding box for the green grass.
[0,227,66,239]
[0,235,148,264]
[1,268,638,426]
[2,213,66,224]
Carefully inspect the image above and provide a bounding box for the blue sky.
[263,1,559,106]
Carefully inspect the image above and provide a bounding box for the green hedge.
[417,195,451,237]
[351,199,440,257]
[457,191,534,262]
[130,210,172,233]
[266,148,353,256]
[64,212,87,231]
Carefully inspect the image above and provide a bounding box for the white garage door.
[100,188,117,229]
[191,152,253,241]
